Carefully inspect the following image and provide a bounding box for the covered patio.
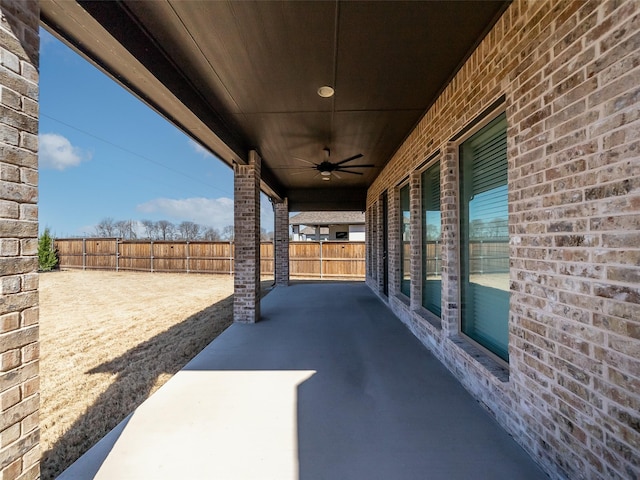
[2,0,639,478]
[60,281,545,480]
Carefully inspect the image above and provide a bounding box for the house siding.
[366,1,640,479]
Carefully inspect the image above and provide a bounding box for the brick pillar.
[440,145,459,336]
[273,198,289,287]
[375,194,385,295]
[387,188,400,296]
[233,151,261,323]
[409,172,422,310]
[0,1,41,479]
[367,203,377,284]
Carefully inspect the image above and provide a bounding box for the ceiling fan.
[291,148,374,180]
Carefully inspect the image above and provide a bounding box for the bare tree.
[469,219,486,240]
[178,221,201,240]
[487,217,508,239]
[114,219,137,239]
[221,225,234,241]
[425,224,441,241]
[156,220,175,240]
[202,227,221,241]
[95,217,116,237]
[140,219,157,239]
[260,228,273,242]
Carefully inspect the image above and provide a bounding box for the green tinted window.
[460,112,509,362]
[421,162,441,316]
[400,184,410,297]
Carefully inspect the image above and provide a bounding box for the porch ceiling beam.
[286,188,367,212]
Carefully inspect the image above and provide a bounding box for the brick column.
[273,198,289,287]
[409,172,422,310]
[375,194,385,295]
[0,1,41,479]
[387,188,400,296]
[233,151,261,323]
[367,203,377,284]
[440,145,459,336]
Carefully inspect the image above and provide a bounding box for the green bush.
[38,228,58,271]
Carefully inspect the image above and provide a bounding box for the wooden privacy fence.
[54,239,366,279]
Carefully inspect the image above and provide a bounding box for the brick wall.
[0,1,40,479]
[366,1,640,478]
[233,151,261,323]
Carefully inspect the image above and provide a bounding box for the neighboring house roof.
[290,211,365,226]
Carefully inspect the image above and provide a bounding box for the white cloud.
[39,133,91,170]
[188,139,213,157]
[137,197,234,230]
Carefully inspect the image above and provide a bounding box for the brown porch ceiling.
[40,0,508,211]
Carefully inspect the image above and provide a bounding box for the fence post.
[82,237,86,271]
[320,241,323,279]
[186,241,190,274]
[229,241,233,275]
[115,238,119,272]
[150,240,154,273]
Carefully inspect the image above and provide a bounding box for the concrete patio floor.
[60,281,547,480]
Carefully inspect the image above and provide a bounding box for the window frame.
[417,155,442,317]
[455,105,510,368]
[397,179,411,299]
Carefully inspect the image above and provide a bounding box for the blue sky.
[39,28,274,238]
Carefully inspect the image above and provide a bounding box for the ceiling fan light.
[321,176,330,181]
[317,86,334,98]
[320,171,331,176]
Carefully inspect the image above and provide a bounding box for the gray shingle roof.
[289,211,365,226]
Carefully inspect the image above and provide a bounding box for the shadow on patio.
[60,282,547,480]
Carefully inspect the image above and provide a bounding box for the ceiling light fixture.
[320,171,331,176]
[317,86,334,98]
[321,176,331,181]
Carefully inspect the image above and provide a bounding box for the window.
[421,162,441,316]
[399,184,410,297]
[459,112,509,362]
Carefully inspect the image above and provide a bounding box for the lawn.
[39,270,269,479]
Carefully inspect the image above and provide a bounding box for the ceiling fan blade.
[335,153,363,166]
[337,170,364,175]
[292,156,317,166]
[337,164,374,168]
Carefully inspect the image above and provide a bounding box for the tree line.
[94,218,273,241]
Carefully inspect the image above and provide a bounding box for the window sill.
[450,335,509,383]
[394,293,410,307]
[413,306,442,330]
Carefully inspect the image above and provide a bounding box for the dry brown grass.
[39,269,271,479]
